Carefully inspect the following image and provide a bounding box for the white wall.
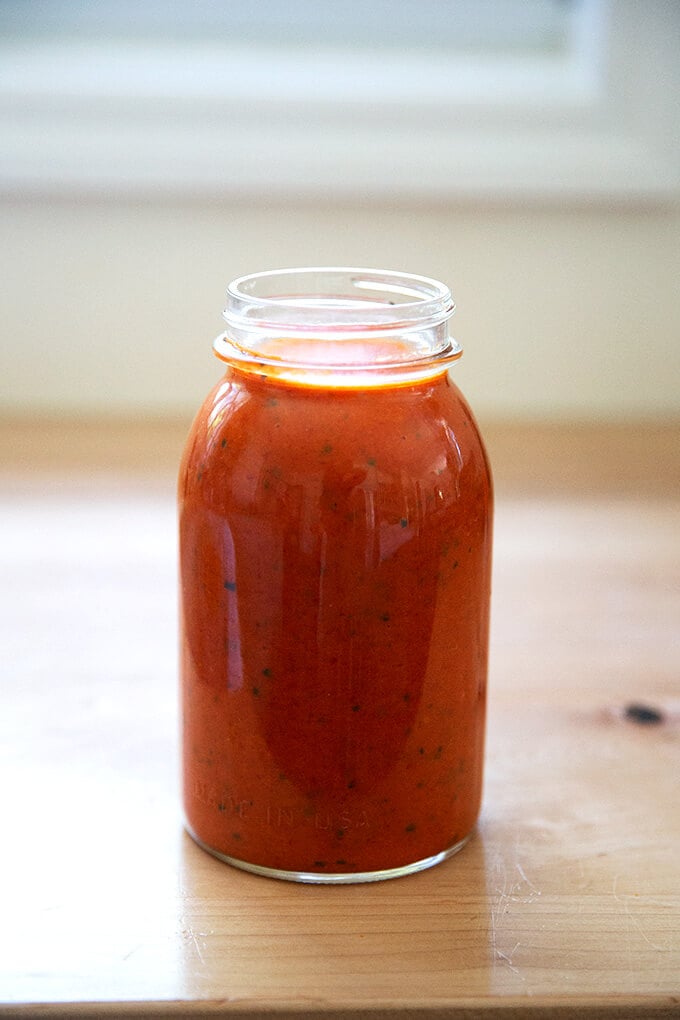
[2,196,679,422]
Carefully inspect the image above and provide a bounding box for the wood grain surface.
[0,421,678,1018]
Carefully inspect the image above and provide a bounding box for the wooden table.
[1,421,679,1018]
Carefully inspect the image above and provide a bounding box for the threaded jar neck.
[215,267,462,387]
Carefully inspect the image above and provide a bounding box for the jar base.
[186,826,471,884]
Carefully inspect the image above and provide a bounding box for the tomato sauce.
[179,357,492,879]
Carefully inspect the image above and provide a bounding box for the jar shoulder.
[179,371,491,510]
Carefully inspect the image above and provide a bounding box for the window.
[1,1,678,200]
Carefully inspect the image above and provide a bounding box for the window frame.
[0,0,678,202]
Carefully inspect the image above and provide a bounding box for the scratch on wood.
[489,852,527,981]
[182,925,207,965]
[516,860,541,898]
[612,873,674,954]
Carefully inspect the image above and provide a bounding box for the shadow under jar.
[179,267,493,883]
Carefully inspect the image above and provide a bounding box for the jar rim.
[216,267,462,384]
[224,267,454,331]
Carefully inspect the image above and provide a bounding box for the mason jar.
[179,267,493,883]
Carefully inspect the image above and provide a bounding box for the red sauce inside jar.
[180,352,492,879]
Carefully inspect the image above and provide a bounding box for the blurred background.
[1,0,679,426]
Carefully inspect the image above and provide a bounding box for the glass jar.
[179,268,493,883]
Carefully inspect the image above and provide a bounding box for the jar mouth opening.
[225,267,454,332]
[217,267,461,381]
